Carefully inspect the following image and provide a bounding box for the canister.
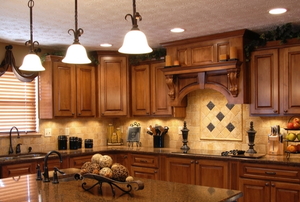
[69,136,78,150]
[78,138,82,148]
[85,139,93,148]
[58,135,67,150]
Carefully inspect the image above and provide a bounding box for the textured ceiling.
[1,0,300,52]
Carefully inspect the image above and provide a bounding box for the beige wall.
[0,43,291,156]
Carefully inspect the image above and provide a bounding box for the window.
[0,71,38,133]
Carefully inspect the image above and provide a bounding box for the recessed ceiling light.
[269,8,287,15]
[170,28,185,33]
[100,43,112,47]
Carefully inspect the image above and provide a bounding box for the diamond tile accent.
[207,123,215,132]
[207,101,215,110]
[226,103,235,110]
[226,123,235,132]
[216,112,225,121]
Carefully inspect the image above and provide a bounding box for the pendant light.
[118,0,153,54]
[62,0,91,64]
[19,0,45,72]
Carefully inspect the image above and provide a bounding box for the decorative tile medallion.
[199,89,242,141]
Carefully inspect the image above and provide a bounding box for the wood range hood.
[160,29,258,117]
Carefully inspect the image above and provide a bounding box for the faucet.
[9,126,20,154]
[43,150,62,182]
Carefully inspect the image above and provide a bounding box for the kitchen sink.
[0,152,47,161]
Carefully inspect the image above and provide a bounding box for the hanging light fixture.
[118,0,153,54]
[19,0,45,72]
[62,0,91,64]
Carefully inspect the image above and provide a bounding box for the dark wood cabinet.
[1,162,36,178]
[250,44,300,115]
[97,52,129,116]
[69,155,93,169]
[131,61,172,116]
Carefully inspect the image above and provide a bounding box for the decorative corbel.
[227,68,240,97]
[165,75,175,100]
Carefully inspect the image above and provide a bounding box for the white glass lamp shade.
[118,30,153,54]
[19,53,45,71]
[62,44,91,64]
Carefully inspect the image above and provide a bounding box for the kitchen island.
[0,170,242,202]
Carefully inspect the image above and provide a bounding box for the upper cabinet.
[160,29,258,117]
[250,40,300,115]
[97,52,129,117]
[131,61,172,116]
[39,55,96,119]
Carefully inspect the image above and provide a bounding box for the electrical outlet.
[65,128,70,136]
[45,128,52,137]
[178,126,183,135]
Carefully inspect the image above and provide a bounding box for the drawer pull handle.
[265,172,276,175]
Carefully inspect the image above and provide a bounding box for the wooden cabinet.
[69,155,93,169]
[131,61,172,116]
[40,55,96,118]
[240,178,300,202]
[130,154,159,180]
[239,162,300,202]
[97,52,129,116]
[195,159,229,188]
[250,44,300,115]
[162,156,229,188]
[1,162,36,178]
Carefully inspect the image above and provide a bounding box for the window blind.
[0,71,37,133]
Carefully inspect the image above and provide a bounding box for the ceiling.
[1,0,300,52]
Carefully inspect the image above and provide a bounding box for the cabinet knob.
[123,155,127,159]
[271,183,275,187]
[265,182,269,186]
[284,110,288,113]
[190,160,194,164]
[195,161,199,164]
[273,110,278,113]
[78,113,81,116]
[154,170,157,173]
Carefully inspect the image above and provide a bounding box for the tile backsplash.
[0,89,291,155]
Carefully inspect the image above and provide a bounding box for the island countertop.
[0,170,242,202]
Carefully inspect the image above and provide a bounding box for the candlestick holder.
[246,121,257,153]
[180,121,190,151]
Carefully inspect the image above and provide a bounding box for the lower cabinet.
[69,155,93,169]
[130,154,159,180]
[1,162,36,178]
[162,156,229,188]
[239,162,300,202]
[239,178,300,202]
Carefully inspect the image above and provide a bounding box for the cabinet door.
[163,157,195,184]
[99,56,128,116]
[250,49,279,115]
[1,163,35,178]
[69,155,93,169]
[151,62,172,116]
[195,159,229,188]
[53,62,76,117]
[239,178,270,202]
[131,64,151,115]
[272,181,300,202]
[76,65,96,117]
[282,46,300,114]
[131,166,159,180]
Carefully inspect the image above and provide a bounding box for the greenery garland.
[244,23,300,62]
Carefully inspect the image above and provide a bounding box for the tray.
[81,173,144,197]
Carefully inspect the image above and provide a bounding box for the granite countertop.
[0,168,242,202]
[1,146,300,166]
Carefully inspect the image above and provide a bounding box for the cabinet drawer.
[69,155,93,169]
[240,163,300,183]
[1,163,35,178]
[130,154,158,168]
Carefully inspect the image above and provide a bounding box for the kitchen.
[1,0,300,201]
